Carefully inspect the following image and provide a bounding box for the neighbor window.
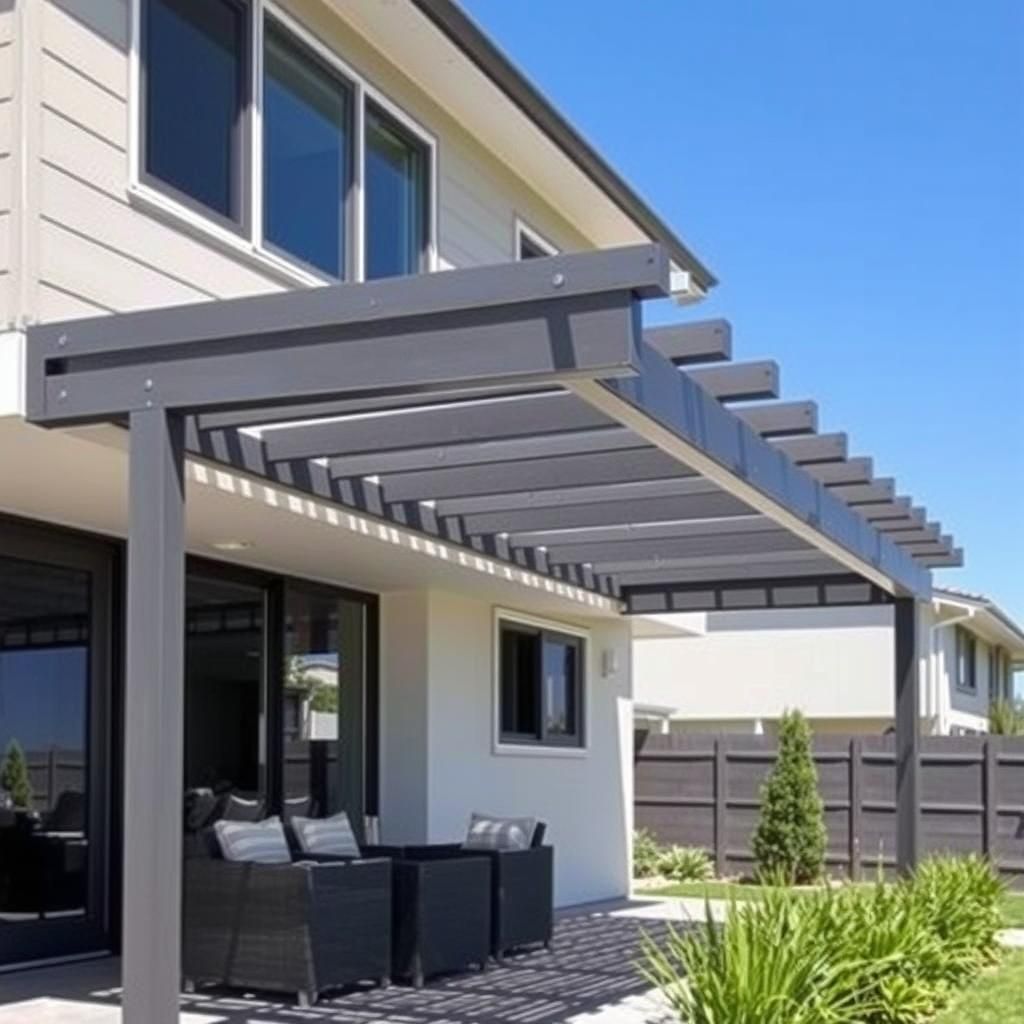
[142,0,249,225]
[498,618,584,747]
[137,1,434,281]
[364,102,429,279]
[263,19,352,277]
[955,627,977,692]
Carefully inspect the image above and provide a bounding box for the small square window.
[142,0,249,226]
[498,619,584,748]
[516,221,558,260]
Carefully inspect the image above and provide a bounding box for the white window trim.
[127,0,438,287]
[492,607,589,759]
[514,217,559,260]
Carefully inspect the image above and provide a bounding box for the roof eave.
[410,0,717,292]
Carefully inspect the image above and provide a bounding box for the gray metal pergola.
[25,245,952,1021]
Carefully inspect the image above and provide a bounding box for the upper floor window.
[364,103,430,279]
[142,0,249,227]
[136,0,434,283]
[262,19,353,277]
[955,626,977,692]
[497,616,585,749]
[515,219,558,260]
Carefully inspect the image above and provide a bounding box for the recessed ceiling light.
[211,540,253,552]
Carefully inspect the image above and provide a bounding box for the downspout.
[928,606,975,735]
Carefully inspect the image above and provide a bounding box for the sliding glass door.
[282,584,367,832]
[0,520,114,968]
[182,563,375,844]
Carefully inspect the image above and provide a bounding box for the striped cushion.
[214,816,291,864]
[462,812,537,852]
[291,811,360,858]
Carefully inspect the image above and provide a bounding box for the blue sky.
[462,1,1024,630]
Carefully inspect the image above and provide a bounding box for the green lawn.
[648,880,1024,928]
[1002,892,1024,928]
[933,951,1024,1023]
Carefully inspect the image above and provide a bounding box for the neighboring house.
[0,2,962,1014]
[634,587,1024,737]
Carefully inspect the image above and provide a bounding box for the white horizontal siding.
[0,9,14,317]
[38,281,113,320]
[40,218,209,311]
[42,0,129,101]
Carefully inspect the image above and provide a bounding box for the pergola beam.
[262,391,614,463]
[458,489,754,537]
[545,528,812,568]
[29,244,670,425]
[364,447,695,503]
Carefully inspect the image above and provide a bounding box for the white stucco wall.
[379,589,633,908]
[635,605,896,724]
[635,602,1002,735]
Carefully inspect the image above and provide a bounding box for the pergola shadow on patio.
[0,904,682,1024]
[25,243,953,1020]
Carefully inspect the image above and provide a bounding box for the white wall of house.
[381,589,634,908]
[635,605,896,728]
[633,602,1009,736]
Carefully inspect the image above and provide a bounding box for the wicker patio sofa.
[182,837,392,1006]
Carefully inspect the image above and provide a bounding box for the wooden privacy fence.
[634,731,1024,889]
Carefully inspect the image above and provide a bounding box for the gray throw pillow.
[214,816,291,864]
[462,812,537,852]
[291,811,360,858]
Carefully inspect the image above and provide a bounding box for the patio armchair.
[183,831,392,1005]
[399,823,553,961]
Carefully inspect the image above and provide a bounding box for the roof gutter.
[410,0,718,293]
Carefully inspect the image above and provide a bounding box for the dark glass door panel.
[283,586,365,833]
[0,525,113,967]
[184,573,267,834]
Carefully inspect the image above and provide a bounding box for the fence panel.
[635,730,1024,889]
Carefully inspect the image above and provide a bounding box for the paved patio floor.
[0,899,697,1024]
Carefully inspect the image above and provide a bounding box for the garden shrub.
[0,740,33,809]
[644,855,1006,1024]
[752,709,826,884]
[632,828,662,879]
[657,845,714,883]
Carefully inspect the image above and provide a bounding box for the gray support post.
[714,736,727,877]
[894,597,920,875]
[849,738,863,881]
[122,408,186,1024]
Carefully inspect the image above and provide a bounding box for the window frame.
[129,0,437,287]
[493,609,588,757]
[955,625,977,693]
[514,217,559,260]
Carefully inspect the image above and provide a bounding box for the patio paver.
[0,900,687,1024]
